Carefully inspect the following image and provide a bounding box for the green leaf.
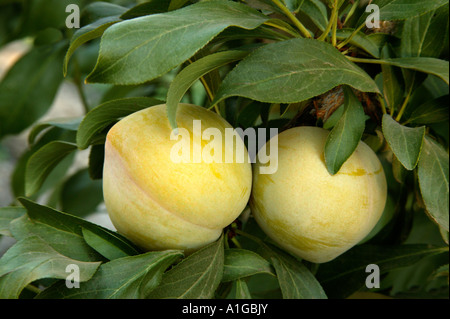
[88,144,105,180]
[237,100,268,128]
[33,27,63,46]
[381,0,448,20]
[324,86,366,175]
[76,97,163,149]
[234,279,252,299]
[0,206,26,237]
[386,252,449,297]
[400,10,442,58]
[384,211,449,297]
[167,50,249,129]
[11,127,76,198]
[147,235,224,299]
[392,154,409,183]
[19,0,84,34]
[418,137,449,232]
[298,0,328,31]
[382,114,425,170]
[407,95,450,125]
[432,264,449,280]
[336,29,380,58]
[81,1,127,23]
[222,248,275,282]
[60,168,103,218]
[64,16,122,76]
[380,45,405,113]
[9,200,100,262]
[120,0,170,19]
[86,1,268,84]
[358,0,449,23]
[37,250,182,299]
[262,245,327,299]
[419,4,449,58]
[264,18,301,38]
[81,227,138,261]
[0,42,66,137]
[0,236,101,299]
[316,244,448,298]
[168,0,191,11]
[243,0,281,14]
[28,116,82,145]
[363,129,385,153]
[379,57,449,84]
[25,141,78,196]
[213,25,288,44]
[212,38,379,107]
[10,198,136,262]
[322,104,344,130]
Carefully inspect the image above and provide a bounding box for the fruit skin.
[103,103,252,252]
[250,126,387,263]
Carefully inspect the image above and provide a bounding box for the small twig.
[25,284,42,295]
[376,95,387,115]
[271,0,311,38]
[331,0,338,46]
[231,236,242,248]
[317,1,339,41]
[395,85,413,122]
[263,21,300,39]
[343,0,359,26]
[337,22,365,49]
[187,58,220,114]
[345,56,387,64]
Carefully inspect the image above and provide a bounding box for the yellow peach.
[250,126,387,263]
[103,103,252,252]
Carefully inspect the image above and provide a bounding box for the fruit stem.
[199,76,214,102]
[317,0,339,41]
[188,58,221,115]
[231,236,242,249]
[395,86,413,122]
[271,0,311,38]
[345,56,387,65]
[343,0,359,26]
[198,76,220,114]
[331,0,338,46]
[376,94,387,115]
[395,71,417,122]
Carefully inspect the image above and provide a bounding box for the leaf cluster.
[0,0,448,299]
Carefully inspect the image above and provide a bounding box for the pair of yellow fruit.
[103,103,387,263]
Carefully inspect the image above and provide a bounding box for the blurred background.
[0,0,448,298]
[0,0,208,256]
[0,38,117,256]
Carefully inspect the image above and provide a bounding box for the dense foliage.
[0,0,448,299]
